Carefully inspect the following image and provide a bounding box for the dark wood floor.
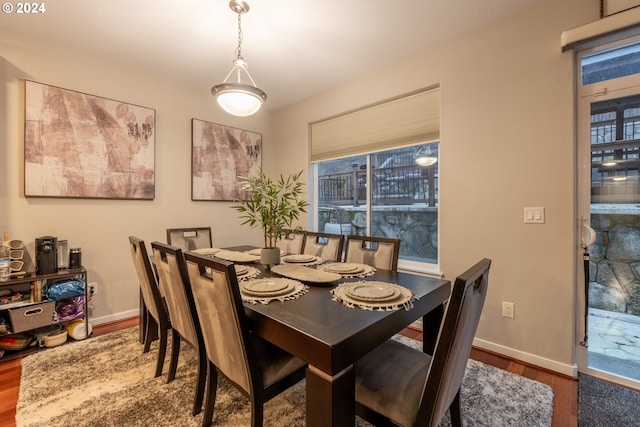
[0,318,577,427]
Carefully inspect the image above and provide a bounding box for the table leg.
[422,303,445,354]
[306,364,355,427]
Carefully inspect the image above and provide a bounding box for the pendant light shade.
[211,1,266,117]
[415,145,438,167]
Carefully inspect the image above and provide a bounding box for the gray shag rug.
[579,373,640,426]
[17,328,553,426]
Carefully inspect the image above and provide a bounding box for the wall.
[0,30,270,324]
[271,0,600,375]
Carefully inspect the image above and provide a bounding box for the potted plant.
[232,168,309,266]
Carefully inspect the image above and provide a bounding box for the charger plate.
[331,281,416,311]
[215,250,260,263]
[318,262,376,278]
[240,277,308,304]
[246,248,287,257]
[236,265,261,281]
[271,264,341,283]
[192,247,222,256]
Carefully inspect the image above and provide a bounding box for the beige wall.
[0,31,269,323]
[272,0,599,374]
[0,0,602,375]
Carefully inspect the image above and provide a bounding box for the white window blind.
[310,87,440,163]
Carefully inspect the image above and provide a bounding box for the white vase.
[260,248,281,267]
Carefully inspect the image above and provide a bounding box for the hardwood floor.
[0,319,577,427]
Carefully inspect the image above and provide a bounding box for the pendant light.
[211,0,266,117]
[414,145,438,167]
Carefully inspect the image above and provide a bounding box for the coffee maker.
[36,236,58,275]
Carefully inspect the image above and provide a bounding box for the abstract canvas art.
[191,119,262,201]
[24,80,156,199]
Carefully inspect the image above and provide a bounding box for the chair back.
[166,227,213,251]
[128,236,165,323]
[344,236,400,271]
[184,252,257,394]
[418,258,491,425]
[278,230,305,255]
[151,242,202,349]
[302,231,345,261]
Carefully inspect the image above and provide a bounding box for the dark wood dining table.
[228,246,451,427]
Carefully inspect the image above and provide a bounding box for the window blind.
[310,86,440,163]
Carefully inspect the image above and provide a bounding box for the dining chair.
[302,230,345,261]
[277,229,305,255]
[184,252,307,427]
[166,227,213,252]
[128,236,170,378]
[344,235,401,271]
[151,241,207,416]
[354,258,492,427]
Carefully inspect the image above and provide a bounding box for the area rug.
[17,328,553,426]
[579,373,640,426]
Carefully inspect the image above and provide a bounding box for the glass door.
[577,39,640,390]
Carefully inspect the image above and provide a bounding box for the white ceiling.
[0,0,542,111]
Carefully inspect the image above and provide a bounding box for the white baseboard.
[89,309,139,326]
[473,337,578,378]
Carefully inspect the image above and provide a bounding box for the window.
[314,142,439,268]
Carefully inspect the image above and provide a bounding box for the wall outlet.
[502,301,515,319]
[88,282,98,296]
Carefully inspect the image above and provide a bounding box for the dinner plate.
[343,282,399,302]
[241,278,296,297]
[234,265,249,276]
[271,264,341,283]
[282,254,317,263]
[215,250,261,263]
[321,263,364,274]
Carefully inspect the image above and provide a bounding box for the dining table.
[226,246,451,427]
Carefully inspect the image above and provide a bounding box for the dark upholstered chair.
[354,258,492,427]
[344,235,401,271]
[128,236,170,378]
[302,231,345,262]
[184,252,307,427]
[151,242,207,416]
[166,227,213,252]
[277,230,305,255]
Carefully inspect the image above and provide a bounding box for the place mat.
[214,250,261,263]
[331,281,416,311]
[271,264,341,284]
[191,247,222,256]
[317,262,376,278]
[281,254,325,266]
[235,265,261,281]
[240,278,308,305]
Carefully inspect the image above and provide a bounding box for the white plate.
[282,254,317,263]
[322,263,364,274]
[344,282,399,302]
[215,250,261,263]
[271,264,341,283]
[241,278,296,297]
[246,248,287,256]
[234,265,249,276]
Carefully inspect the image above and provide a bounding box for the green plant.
[232,169,309,249]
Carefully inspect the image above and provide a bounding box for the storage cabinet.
[0,267,89,360]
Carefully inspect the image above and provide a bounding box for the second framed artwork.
[191,119,262,201]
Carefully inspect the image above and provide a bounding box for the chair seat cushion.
[355,339,431,426]
[252,336,307,388]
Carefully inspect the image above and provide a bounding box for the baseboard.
[473,337,578,378]
[89,309,139,326]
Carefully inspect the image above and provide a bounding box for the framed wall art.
[191,119,262,201]
[24,80,156,199]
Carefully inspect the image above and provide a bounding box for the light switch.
[524,207,545,224]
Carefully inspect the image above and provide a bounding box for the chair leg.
[450,389,463,427]
[167,331,180,383]
[154,323,168,378]
[250,397,264,427]
[143,316,158,353]
[202,361,218,427]
[192,347,207,416]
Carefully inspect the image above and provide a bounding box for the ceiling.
[0,0,543,111]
